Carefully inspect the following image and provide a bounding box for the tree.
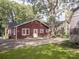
[0,0,16,38]
[32,0,63,37]
[0,0,35,38]
[14,4,35,24]
[32,0,79,37]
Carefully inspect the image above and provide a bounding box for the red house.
[8,20,49,39]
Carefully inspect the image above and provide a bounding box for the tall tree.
[0,0,35,38]
[32,0,61,37]
[32,0,79,37]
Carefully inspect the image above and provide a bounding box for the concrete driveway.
[0,38,68,51]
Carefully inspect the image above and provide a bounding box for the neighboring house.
[8,20,49,39]
[70,6,79,44]
[8,19,17,39]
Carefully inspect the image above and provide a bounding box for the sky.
[11,0,22,3]
[11,0,25,5]
[11,0,32,5]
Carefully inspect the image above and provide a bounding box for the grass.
[0,43,79,59]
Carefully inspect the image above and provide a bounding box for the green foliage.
[48,16,56,24]
[0,21,4,36]
[32,0,48,15]
[0,0,35,24]
[0,0,13,24]
[14,4,35,24]
[0,0,35,36]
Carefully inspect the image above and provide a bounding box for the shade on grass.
[0,44,79,59]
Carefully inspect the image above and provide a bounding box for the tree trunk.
[47,0,58,37]
[4,25,8,39]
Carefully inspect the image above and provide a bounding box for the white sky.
[11,0,22,3]
[11,0,31,5]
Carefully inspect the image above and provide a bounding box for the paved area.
[0,38,68,51]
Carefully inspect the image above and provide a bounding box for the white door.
[33,29,38,37]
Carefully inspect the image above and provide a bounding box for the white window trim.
[26,28,30,35]
[40,29,44,33]
[22,28,26,36]
[8,29,11,35]
[13,29,16,35]
[22,28,30,36]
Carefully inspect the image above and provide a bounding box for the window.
[46,29,49,33]
[13,29,16,35]
[22,28,30,36]
[40,29,44,33]
[26,28,30,35]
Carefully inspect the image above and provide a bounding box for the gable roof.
[15,20,49,28]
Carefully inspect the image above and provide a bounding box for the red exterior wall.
[16,20,49,39]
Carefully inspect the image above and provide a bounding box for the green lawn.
[0,43,79,59]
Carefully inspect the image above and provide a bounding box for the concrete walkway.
[0,38,67,51]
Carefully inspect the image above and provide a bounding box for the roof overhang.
[15,20,49,28]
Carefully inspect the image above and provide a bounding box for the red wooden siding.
[16,20,49,39]
[9,20,49,39]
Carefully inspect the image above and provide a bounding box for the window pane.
[40,29,44,33]
[26,28,30,35]
[22,28,30,36]
[46,29,49,33]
